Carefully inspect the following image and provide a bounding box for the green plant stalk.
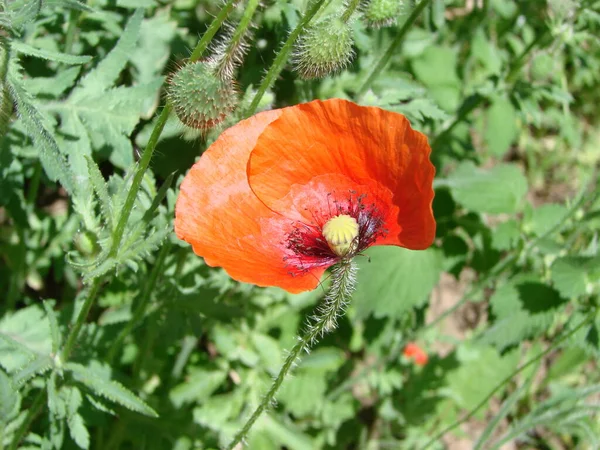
[189,0,239,62]
[0,37,12,143]
[341,0,361,22]
[8,388,45,450]
[60,277,102,362]
[225,261,357,449]
[64,8,82,54]
[245,0,328,117]
[216,0,260,79]
[356,0,432,97]
[106,241,171,362]
[421,309,597,449]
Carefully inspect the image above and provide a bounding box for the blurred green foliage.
[1,0,599,448]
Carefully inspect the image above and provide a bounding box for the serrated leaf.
[353,247,442,319]
[7,62,74,193]
[65,363,158,417]
[22,66,81,97]
[85,156,113,230]
[0,305,51,372]
[76,9,143,96]
[43,301,61,354]
[67,413,89,449]
[12,355,53,387]
[11,41,92,64]
[445,161,528,214]
[481,281,569,350]
[0,367,20,423]
[551,255,600,298]
[53,78,164,169]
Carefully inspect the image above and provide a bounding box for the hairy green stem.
[341,0,361,22]
[225,261,357,449]
[245,0,328,117]
[421,309,597,449]
[189,0,239,62]
[106,241,171,363]
[60,277,102,362]
[8,388,45,450]
[216,0,260,79]
[0,37,12,143]
[64,8,82,54]
[357,0,432,97]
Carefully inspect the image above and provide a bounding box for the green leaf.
[411,46,461,111]
[445,345,519,415]
[445,161,528,214]
[0,305,51,372]
[85,156,114,230]
[11,41,92,64]
[7,62,74,193]
[54,78,164,169]
[169,369,227,408]
[0,367,20,423]
[68,413,90,449]
[12,355,53,387]
[77,9,143,95]
[481,281,569,350]
[525,203,567,237]
[66,363,158,417]
[353,247,442,319]
[43,300,61,355]
[551,255,600,298]
[484,97,518,157]
[22,66,81,97]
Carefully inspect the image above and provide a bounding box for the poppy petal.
[174,110,324,293]
[247,99,435,250]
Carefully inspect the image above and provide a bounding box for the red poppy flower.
[403,343,428,366]
[175,99,435,293]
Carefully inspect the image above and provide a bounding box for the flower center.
[322,214,359,257]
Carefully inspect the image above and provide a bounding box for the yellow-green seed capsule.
[322,214,360,257]
[363,0,403,28]
[167,61,238,130]
[293,17,354,79]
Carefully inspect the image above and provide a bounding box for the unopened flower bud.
[293,17,354,79]
[403,342,428,366]
[363,0,403,28]
[167,61,238,130]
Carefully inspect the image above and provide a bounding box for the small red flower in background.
[175,99,435,293]
[403,343,428,366]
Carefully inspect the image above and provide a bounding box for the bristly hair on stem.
[211,0,261,81]
[224,260,358,449]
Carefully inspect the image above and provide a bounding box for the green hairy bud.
[363,0,403,28]
[293,17,354,80]
[167,60,238,130]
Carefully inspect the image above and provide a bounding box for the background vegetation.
[1,0,599,448]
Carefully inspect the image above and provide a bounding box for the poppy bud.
[363,0,403,28]
[403,342,428,366]
[166,60,238,130]
[293,17,354,79]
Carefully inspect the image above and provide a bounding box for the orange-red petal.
[174,110,325,293]
[248,99,435,250]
